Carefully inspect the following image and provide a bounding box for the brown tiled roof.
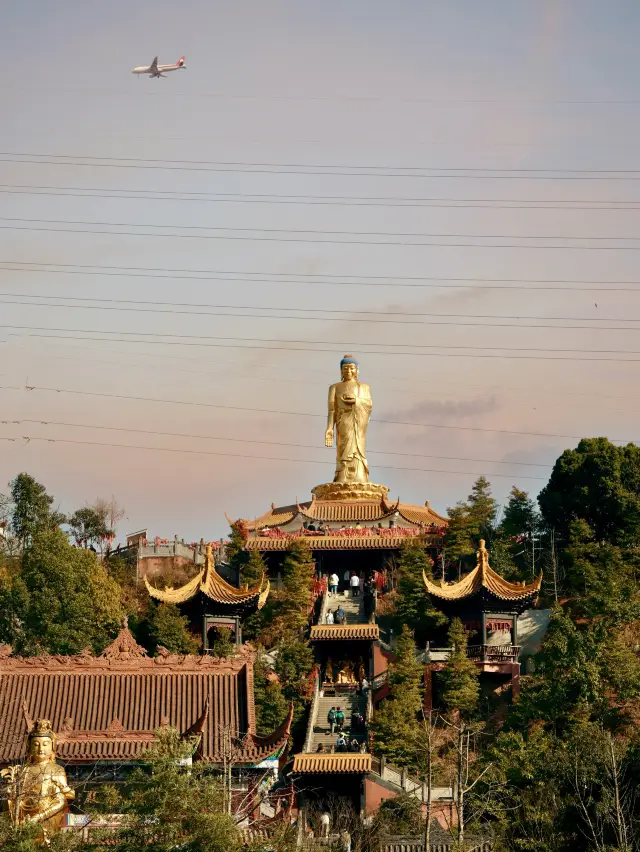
[424,540,542,604]
[145,544,269,608]
[293,753,372,774]
[310,624,379,641]
[0,628,291,766]
[246,534,442,552]
[244,497,449,530]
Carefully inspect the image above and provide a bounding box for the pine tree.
[444,502,475,568]
[395,541,447,639]
[254,649,289,736]
[225,520,250,580]
[242,549,266,587]
[371,626,424,768]
[467,476,498,543]
[278,539,316,633]
[440,618,479,718]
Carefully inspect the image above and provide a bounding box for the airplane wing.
[150,56,158,72]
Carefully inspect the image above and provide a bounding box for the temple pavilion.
[422,540,542,706]
[145,544,270,649]
[239,487,448,581]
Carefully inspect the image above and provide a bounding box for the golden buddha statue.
[1,719,74,843]
[325,355,372,484]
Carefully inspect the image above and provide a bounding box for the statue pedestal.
[311,482,389,502]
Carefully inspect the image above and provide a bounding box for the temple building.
[0,623,292,808]
[145,544,270,649]
[422,540,542,706]
[240,491,447,581]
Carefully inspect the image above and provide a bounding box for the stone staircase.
[325,589,363,624]
[308,692,368,752]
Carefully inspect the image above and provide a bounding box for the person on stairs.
[335,706,345,733]
[327,706,336,734]
[350,572,360,597]
[329,572,339,596]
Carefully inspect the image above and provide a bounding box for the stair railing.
[303,667,321,753]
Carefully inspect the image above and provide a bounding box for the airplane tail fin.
[177,56,186,66]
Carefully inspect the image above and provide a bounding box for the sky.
[1,1,640,541]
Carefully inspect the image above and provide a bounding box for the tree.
[440,618,481,846]
[395,541,447,640]
[92,496,126,544]
[225,519,251,581]
[8,473,65,549]
[106,727,240,852]
[68,507,110,551]
[277,539,316,634]
[444,502,475,569]
[243,548,266,587]
[371,626,424,768]
[1,528,123,655]
[467,476,498,542]
[253,649,289,736]
[538,438,640,547]
[145,602,199,654]
[210,626,236,658]
[500,486,540,541]
[273,632,314,708]
[440,619,480,718]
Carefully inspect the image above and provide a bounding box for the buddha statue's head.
[27,720,56,764]
[340,354,359,381]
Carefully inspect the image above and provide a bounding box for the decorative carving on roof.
[100,624,148,661]
[0,644,13,659]
[423,539,542,605]
[105,718,125,737]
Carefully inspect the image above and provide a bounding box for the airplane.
[132,56,186,78]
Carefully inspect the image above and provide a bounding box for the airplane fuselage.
[132,57,186,77]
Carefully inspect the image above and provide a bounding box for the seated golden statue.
[1,719,74,843]
[336,662,356,684]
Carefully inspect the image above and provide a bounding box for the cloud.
[387,395,500,423]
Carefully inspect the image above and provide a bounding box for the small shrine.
[145,544,270,648]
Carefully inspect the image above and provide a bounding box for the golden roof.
[243,496,448,531]
[246,533,442,552]
[423,540,542,603]
[310,624,380,641]
[292,753,372,774]
[145,545,269,608]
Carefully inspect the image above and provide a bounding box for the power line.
[7,329,640,363]
[2,419,553,468]
[2,154,640,180]
[3,215,639,242]
[2,184,640,210]
[3,260,640,292]
[3,296,640,332]
[2,219,639,250]
[2,384,637,442]
[0,433,548,481]
[25,339,640,406]
[4,151,640,174]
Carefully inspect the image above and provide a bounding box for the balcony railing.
[466,644,520,662]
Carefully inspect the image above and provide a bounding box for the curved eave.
[250,702,294,757]
[423,568,542,604]
[202,568,267,606]
[144,570,204,604]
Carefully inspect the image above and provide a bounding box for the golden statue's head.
[27,720,56,764]
[340,354,358,382]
